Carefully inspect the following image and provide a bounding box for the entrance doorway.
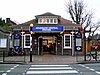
[38,36,57,55]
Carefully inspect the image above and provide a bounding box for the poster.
[0,39,7,48]
[76,38,82,46]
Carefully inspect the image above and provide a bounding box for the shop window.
[24,34,31,48]
[64,34,71,48]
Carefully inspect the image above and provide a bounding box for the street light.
[29,24,34,62]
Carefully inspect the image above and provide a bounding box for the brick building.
[11,12,80,56]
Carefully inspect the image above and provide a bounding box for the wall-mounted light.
[60,32,63,34]
[30,24,34,27]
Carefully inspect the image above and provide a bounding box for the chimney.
[6,18,11,24]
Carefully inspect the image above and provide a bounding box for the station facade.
[11,12,80,56]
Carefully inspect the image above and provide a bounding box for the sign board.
[30,26,64,32]
[75,33,82,51]
[14,34,21,50]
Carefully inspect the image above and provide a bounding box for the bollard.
[30,51,32,62]
[3,51,5,62]
[30,45,32,62]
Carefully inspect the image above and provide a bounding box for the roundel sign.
[75,46,82,51]
[76,47,81,51]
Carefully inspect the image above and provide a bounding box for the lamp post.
[30,24,33,62]
[83,28,91,61]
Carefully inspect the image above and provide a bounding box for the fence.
[0,50,30,63]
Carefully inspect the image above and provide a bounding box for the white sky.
[0,0,100,24]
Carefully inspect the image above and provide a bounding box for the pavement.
[29,55,77,64]
[0,54,100,64]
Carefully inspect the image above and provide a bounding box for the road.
[0,63,100,75]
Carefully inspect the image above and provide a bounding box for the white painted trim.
[26,70,78,74]
[64,34,72,49]
[24,34,31,48]
[29,67,73,70]
[31,64,69,67]
[38,18,58,24]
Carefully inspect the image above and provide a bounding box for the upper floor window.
[50,19,53,23]
[47,19,49,23]
[39,19,42,23]
[54,19,57,23]
[38,18,58,24]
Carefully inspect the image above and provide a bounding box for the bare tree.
[88,22,100,37]
[66,0,100,38]
[66,0,93,27]
[66,0,100,60]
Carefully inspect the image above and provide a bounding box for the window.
[43,19,46,23]
[47,19,49,23]
[54,19,57,23]
[50,19,53,23]
[38,18,58,24]
[24,34,31,48]
[64,34,71,48]
[39,19,42,23]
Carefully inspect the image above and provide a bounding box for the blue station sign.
[30,26,64,32]
[14,34,20,39]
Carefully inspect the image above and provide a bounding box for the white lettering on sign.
[35,27,58,32]
[42,27,51,31]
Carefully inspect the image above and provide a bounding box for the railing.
[0,49,29,63]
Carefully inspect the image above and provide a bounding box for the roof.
[12,12,80,30]
[0,27,9,34]
[6,18,17,25]
[35,12,61,18]
[59,18,79,26]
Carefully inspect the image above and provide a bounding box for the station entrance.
[38,36,57,55]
